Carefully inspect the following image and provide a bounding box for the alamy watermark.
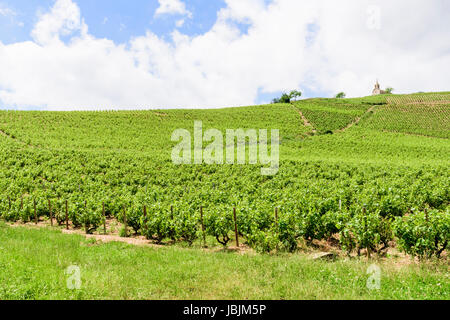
[366,5,381,30]
[366,264,381,290]
[171,121,280,175]
[65,265,82,290]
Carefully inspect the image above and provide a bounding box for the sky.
[0,0,449,110]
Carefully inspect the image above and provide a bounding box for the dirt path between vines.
[62,228,160,247]
[291,104,317,135]
[335,105,377,133]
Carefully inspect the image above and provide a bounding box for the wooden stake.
[200,206,206,247]
[84,201,88,234]
[275,207,278,227]
[233,207,239,248]
[123,205,128,237]
[34,199,37,224]
[20,197,23,210]
[48,199,53,226]
[65,200,69,230]
[8,196,11,210]
[363,207,369,258]
[102,202,106,234]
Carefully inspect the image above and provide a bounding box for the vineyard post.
[8,196,11,210]
[123,206,128,237]
[20,197,23,210]
[84,201,88,234]
[233,207,239,248]
[65,200,69,230]
[275,207,278,227]
[102,202,106,234]
[170,205,173,219]
[48,199,53,226]
[424,207,429,224]
[363,207,370,259]
[33,199,37,224]
[200,206,206,247]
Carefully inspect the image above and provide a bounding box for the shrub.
[339,209,393,256]
[80,202,102,234]
[173,208,199,245]
[236,207,272,240]
[21,200,34,223]
[275,214,298,252]
[296,208,324,242]
[393,209,449,259]
[126,204,143,235]
[247,230,279,253]
[69,201,84,228]
[141,204,173,243]
[54,199,68,226]
[272,90,302,104]
[204,207,234,247]
[0,198,9,220]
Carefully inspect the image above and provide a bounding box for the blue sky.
[0,0,449,110]
[0,0,228,44]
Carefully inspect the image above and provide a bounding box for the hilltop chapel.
[372,80,386,95]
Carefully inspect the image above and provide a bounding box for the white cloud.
[31,0,87,45]
[175,19,185,28]
[155,0,192,18]
[0,0,449,110]
[0,3,15,17]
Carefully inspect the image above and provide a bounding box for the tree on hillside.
[385,87,394,94]
[272,90,302,103]
[335,92,346,99]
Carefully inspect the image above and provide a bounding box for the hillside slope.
[0,92,448,258]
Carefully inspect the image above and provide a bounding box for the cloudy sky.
[0,0,449,110]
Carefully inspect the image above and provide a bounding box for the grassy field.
[0,92,449,300]
[0,222,448,300]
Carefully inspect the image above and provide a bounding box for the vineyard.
[0,93,449,260]
[366,94,450,139]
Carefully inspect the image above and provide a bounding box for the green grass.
[0,222,448,300]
